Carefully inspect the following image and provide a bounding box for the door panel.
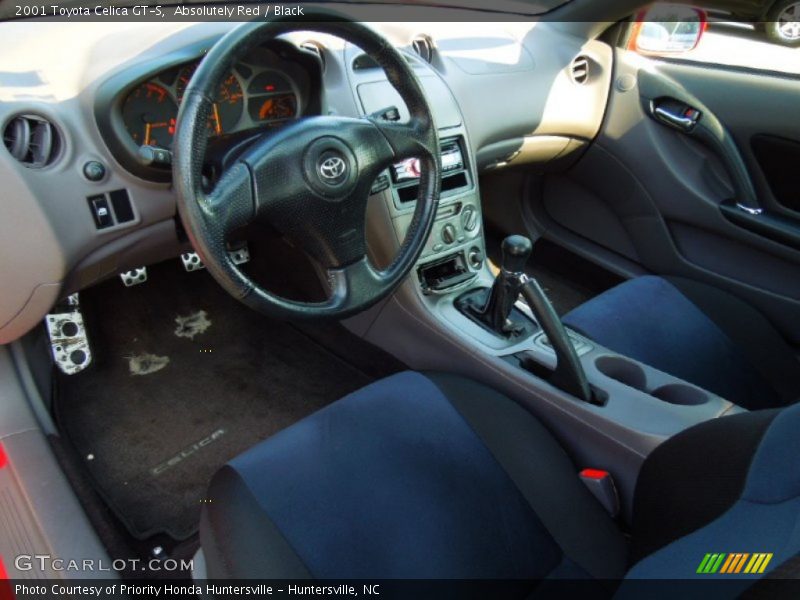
[652,58,800,219]
[751,134,800,213]
[537,49,800,343]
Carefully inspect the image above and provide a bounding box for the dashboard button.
[83,161,106,182]
[468,248,484,269]
[88,195,113,229]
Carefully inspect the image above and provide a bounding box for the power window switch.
[88,194,113,229]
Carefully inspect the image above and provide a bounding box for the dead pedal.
[45,293,92,375]
[120,267,148,287]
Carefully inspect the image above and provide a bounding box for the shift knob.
[501,235,533,274]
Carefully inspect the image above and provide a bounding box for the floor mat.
[55,261,402,541]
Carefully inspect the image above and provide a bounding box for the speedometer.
[176,65,244,135]
[121,82,178,148]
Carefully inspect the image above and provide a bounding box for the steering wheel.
[173,16,441,319]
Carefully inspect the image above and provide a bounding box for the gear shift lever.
[478,235,533,334]
[461,234,593,403]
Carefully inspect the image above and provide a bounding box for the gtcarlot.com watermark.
[14,553,193,573]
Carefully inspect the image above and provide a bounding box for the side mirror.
[629,3,708,54]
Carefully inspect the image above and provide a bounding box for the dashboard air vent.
[570,56,590,85]
[411,36,434,64]
[3,114,61,168]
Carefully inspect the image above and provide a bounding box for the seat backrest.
[624,402,800,587]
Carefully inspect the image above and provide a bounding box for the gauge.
[248,94,297,122]
[215,72,245,133]
[176,64,244,136]
[121,82,178,148]
[247,71,292,95]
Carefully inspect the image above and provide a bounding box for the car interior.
[1,0,799,594]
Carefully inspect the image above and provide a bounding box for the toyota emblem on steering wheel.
[318,154,348,183]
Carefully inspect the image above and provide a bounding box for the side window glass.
[628,2,800,76]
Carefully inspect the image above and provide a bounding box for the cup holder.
[651,384,709,406]
[596,356,710,406]
[595,356,648,393]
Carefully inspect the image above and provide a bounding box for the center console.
[346,48,740,523]
[347,47,487,300]
[385,135,485,295]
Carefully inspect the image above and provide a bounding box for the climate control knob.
[461,205,479,232]
[441,223,457,245]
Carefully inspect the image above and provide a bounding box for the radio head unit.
[393,139,464,183]
[389,137,471,205]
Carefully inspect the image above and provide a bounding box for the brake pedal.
[45,293,92,375]
[120,267,147,287]
[181,252,205,272]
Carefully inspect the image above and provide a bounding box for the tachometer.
[121,82,178,148]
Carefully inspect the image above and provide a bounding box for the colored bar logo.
[697,553,773,574]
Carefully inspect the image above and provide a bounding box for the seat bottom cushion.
[201,371,627,580]
[563,276,799,410]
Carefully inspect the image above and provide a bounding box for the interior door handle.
[639,69,761,212]
[653,105,698,133]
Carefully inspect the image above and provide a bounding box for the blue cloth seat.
[563,276,800,410]
[201,371,800,591]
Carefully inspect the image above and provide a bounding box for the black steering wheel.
[173,16,441,319]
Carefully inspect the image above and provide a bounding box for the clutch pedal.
[45,293,92,375]
[120,267,147,287]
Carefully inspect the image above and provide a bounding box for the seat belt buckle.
[579,468,619,518]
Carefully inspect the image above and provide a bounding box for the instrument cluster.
[120,59,299,150]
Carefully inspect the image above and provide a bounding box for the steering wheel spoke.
[202,162,256,237]
[326,257,387,314]
[371,117,436,164]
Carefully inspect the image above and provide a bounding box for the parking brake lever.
[519,275,593,403]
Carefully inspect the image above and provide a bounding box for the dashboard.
[0,19,612,344]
